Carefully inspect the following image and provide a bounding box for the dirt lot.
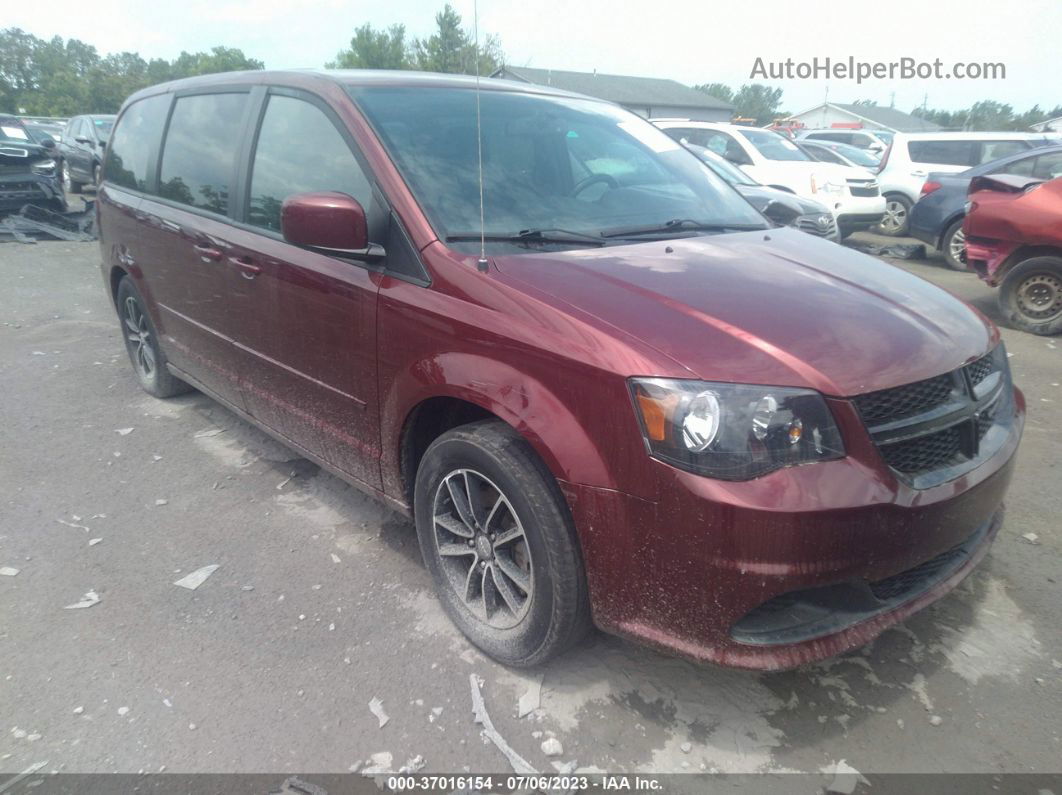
[1,219,1060,788]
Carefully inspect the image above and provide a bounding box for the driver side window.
[248,94,372,232]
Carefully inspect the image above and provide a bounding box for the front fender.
[380,352,617,502]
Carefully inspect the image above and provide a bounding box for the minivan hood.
[492,228,994,396]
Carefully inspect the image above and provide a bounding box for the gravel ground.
[0,220,1060,788]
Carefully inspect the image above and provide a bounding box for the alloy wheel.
[881,200,907,233]
[1016,272,1062,322]
[948,227,967,267]
[123,296,156,378]
[432,468,533,629]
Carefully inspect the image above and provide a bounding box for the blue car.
[910,144,1062,270]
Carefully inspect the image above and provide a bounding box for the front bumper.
[0,174,66,212]
[837,212,887,236]
[561,386,1024,671]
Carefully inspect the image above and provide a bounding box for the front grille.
[847,179,881,197]
[853,347,1012,488]
[879,425,963,473]
[795,214,837,237]
[967,356,994,387]
[853,373,954,424]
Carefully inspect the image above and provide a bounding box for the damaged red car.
[97,71,1024,670]
[965,174,1062,335]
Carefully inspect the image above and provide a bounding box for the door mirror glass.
[281,191,370,252]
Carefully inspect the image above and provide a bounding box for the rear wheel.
[62,160,84,194]
[998,256,1062,335]
[414,420,590,666]
[115,277,192,397]
[879,193,912,236]
[941,218,968,271]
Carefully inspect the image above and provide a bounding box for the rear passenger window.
[908,140,977,166]
[247,95,371,232]
[159,93,248,215]
[978,140,1029,164]
[104,96,170,191]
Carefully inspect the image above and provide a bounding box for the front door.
[223,90,383,488]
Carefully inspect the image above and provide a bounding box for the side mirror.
[75,137,93,146]
[281,191,384,261]
[41,138,56,150]
[761,198,801,226]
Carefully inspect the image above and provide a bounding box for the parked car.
[797,139,881,170]
[654,120,885,237]
[685,144,840,241]
[0,114,66,213]
[58,114,115,193]
[965,174,1062,335]
[910,145,1062,270]
[874,132,1057,236]
[798,128,893,155]
[98,70,1023,671]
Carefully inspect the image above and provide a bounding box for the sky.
[9,0,1062,114]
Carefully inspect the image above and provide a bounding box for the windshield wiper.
[600,218,765,238]
[446,228,606,247]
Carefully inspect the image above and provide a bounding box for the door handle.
[229,255,262,279]
[194,242,223,263]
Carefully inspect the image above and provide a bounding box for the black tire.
[998,257,1062,336]
[941,218,969,271]
[62,160,83,194]
[115,277,192,397]
[414,420,591,667]
[879,193,912,236]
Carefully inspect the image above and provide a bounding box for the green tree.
[0,29,264,114]
[327,23,411,69]
[732,83,784,125]
[411,4,502,75]
[169,46,263,79]
[694,83,734,104]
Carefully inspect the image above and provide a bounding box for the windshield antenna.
[472,0,488,272]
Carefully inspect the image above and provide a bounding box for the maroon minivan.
[97,70,1024,670]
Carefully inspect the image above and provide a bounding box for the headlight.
[629,378,845,480]
[31,159,56,176]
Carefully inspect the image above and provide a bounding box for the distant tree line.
[327,4,503,75]
[0,28,263,115]
[697,83,1062,131]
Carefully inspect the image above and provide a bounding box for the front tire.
[879,193,912,236]
[998,257,1062,335]
[115,277,192,397]
[941,218,968,271]
[62,160,84,194]
[414,420,591,667]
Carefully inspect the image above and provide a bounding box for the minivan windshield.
[349,86,766,250]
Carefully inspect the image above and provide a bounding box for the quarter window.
[247,95,371,232]
[159,93,248,215]
[103,96,170,192]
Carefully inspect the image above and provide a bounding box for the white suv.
[875,132,1058,235]
[654,120,885,238]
